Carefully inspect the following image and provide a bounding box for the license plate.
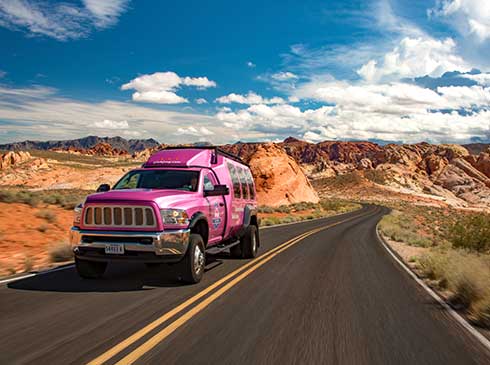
[104,244,125,255]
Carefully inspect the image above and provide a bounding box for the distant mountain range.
[0,136,160,153]
[0,135,488,156]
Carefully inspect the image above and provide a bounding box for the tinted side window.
[239,168,249,200]
[245,169,255,199]
[203,172,215,191]
[227,163,241,199]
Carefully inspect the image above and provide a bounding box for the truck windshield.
[113,170,200,191]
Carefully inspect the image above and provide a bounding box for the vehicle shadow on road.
[8,263,183,293]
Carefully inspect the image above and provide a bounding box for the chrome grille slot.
[84,205,157,228]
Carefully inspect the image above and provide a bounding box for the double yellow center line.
[88,207,377,365]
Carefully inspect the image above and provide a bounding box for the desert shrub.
[275,205,292,213]
[450,214,490,253]
[281,215,296,224]
[320,200,342,211]
[258,206,274,214]
[0,191,40,207]
[0,189,89,210]
[35,209,57,223]
[37,224,49,233]
[291,202,316,211]
[49,241,73,262]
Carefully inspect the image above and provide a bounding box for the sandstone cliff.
[239,143,319,206]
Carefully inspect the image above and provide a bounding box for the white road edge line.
[376,222,490,352]
[0,264,74,285]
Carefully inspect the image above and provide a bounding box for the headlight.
[74,203,83,225]
[160,209,189,225]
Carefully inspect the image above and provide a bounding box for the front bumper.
[70,227,190,263]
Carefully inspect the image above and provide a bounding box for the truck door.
[203,171,226,243]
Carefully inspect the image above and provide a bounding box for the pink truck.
[69,147,259,283]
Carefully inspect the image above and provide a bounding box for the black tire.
[145,263,161,268]
[75,257,107,279]
[229,242,242,258]
[179,234,205,284]
[240,225,259,259]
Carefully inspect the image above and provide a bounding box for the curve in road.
[1,205,489,365]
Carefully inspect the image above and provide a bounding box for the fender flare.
[189,212,208,229]
[189,212,209,247]
[243,205,258,227]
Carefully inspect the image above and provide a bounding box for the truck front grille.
[84,205,157,228]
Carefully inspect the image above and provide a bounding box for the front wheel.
[179,234,205,284]
[75,257,107,279]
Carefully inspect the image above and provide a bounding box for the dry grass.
[379,210,434,247]
[48,241,73,262]
[380,205,490,328]
[418,251,490,327]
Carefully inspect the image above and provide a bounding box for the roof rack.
[162,146,247,166]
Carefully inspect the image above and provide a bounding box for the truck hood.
[85,189,197,208]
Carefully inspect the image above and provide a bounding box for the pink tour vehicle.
[69,147,259,283]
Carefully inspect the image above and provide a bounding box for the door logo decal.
[212,202,222,229]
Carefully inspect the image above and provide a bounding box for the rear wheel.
[179,234,205,284]
[230,242,242,258]
[75,257,107,279]
[240,225,259,259]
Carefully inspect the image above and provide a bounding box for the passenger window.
[203,172,215,191]
[239,168,249,200]
[227,163,241,199]
[246,169,255,199]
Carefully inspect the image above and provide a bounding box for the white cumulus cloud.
[357,36,470,82]
[121,71,216,104]
[175,126,214,136]
[430,0,490,42]
[93,119,129,129]
[215,92,285,105]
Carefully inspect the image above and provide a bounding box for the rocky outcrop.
[271,138,490,208]
[245,143,319,206]
[0,151,32,170]
[467,148,490,179]
[51,143,129,157]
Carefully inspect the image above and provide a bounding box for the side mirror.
[204,184,229,197]
[97,184,111,192]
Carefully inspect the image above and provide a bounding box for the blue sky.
[0,0,489,144]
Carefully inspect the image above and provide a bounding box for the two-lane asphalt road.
[1,205,489,364]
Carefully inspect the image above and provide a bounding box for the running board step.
[206,240,240,255]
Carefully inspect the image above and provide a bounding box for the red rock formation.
[0,151,32,170]
[246,143,319,206]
